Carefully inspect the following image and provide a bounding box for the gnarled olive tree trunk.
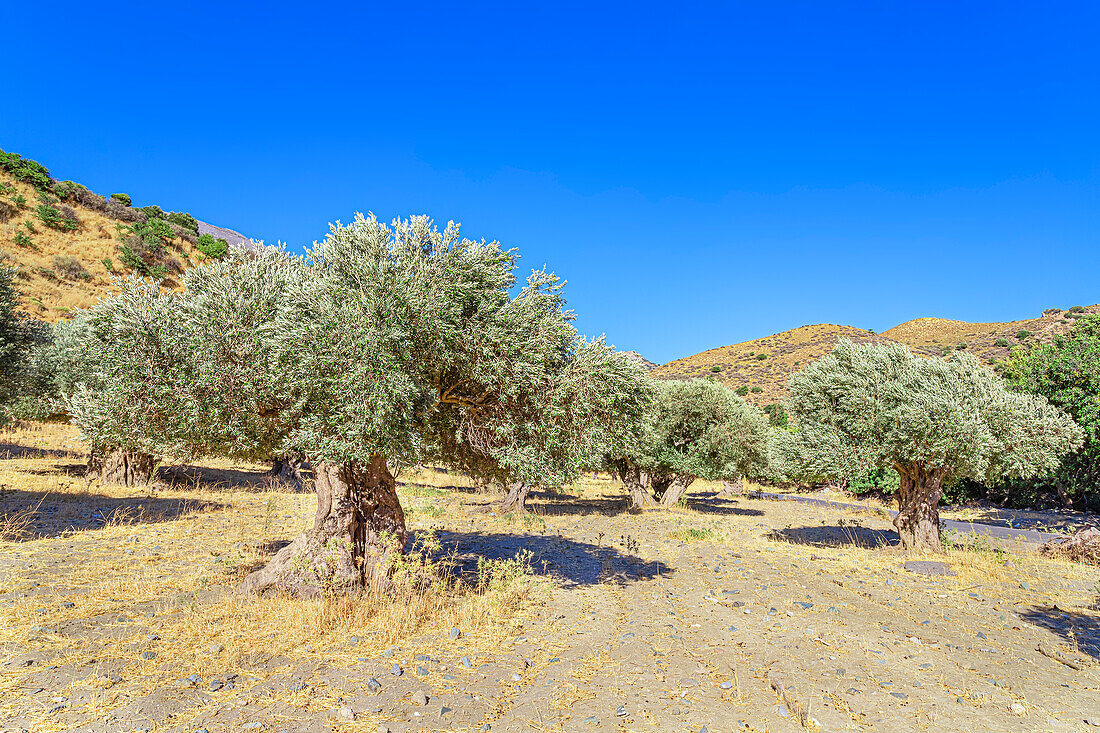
[270,450,309,489]
[893,463,945,552]
[497,481,531,514]
[615,464,655,509]
[719,476,743,497]
[87,449,156,487]
[240,455,407,597]
[659,475,694,507]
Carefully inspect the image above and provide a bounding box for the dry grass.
[0,423,547,731]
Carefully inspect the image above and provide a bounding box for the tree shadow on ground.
[0,442,82,460]
[0,489,223,540]
[683,496,765,517]
[159,464,279,492]
[1018,605,1100,660]
[530,493,633,517]
[428,529,673,587]
[767,524,899,549]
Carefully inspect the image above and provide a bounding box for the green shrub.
[52,255,89,281]
[11,193,26,209]
[13,231,33,248]
[847,467,901,496]
[102,257,115,273]
[110,193,131,207]
[756,353,767,360]
[1016,330,1031,339]
[735,385,750,396]
[1069,305,1085,313]
[196,233,229,260]
[0,149,52,191]
[750,386,763,393]
[35,202,80,231]
[994,338,1009,347]
[710,365,721,373]
[956,342,967,350]
[763,402,788,427]
[141,205,165,220]
[130,218,174,247]
[167,211,199,234]
[23,220,35,233]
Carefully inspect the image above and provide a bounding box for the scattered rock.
[449,627,462,640]
[140,651,156,660]
[366,678,382,692]
[391,663,403,676]
[903,560,954,577]
[411,689,428,706]
[584,716,599,725]
[1010,702,1026,715]
[209,643,224,654]
[339,705,356,721]
[461,656,473,668]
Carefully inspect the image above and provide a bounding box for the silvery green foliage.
[58,214,650,486]
[786,338,1084,485]
[59,276,193,456]
[0,264,50,420]
[642,379,770,485]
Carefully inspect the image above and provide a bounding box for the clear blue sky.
[2,2,1097,363]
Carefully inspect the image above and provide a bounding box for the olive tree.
[787,339,1083,551]
[60,215,650,596]
[613,379,769,508]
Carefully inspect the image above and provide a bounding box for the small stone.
[720,681,733,689]
[140,651,156,660]
[210,643,224,654]
[339,705,355,721]
[461,656,473,668]
[366,677,382,692]
[449,627,462,640]
[903,560,954,576]
[381,647,395,658]
[416,666,428,676]
[412,689,428,706]
[391,663,403,676]
[378,726,391,733]
[187,674,201,685]
[976,632,987,639]
[348,636,359,644]
[890,692,907,700]
[210,679,224,692]
[616,704,627,716]
[1010,702,1025,715]
[1020,581,1030,590]
[584,716,599,725]
[146,633,159,641]
[794,601,813,609]
[511,672,522,682]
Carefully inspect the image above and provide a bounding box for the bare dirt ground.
[1,424,1098,732]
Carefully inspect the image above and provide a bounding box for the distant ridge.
[654,306,1100,404]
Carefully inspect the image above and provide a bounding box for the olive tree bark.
[240,454,407,597]
[270,450,309,488]
[497,481,531,514]
[87,449,156,486]
[659,476,695,507]
[719,476,743,497]
[617,465,655,509]
[893,463,946,552]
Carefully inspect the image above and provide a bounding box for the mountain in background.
[653,306,1099,405]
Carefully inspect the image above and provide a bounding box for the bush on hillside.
[750,386,763,393]
[110,193,131,207]
[0,200,14,223]
[994,338,1010,347]
[756,353,767,360]
[105,200,146,223]
[762,402,788,427]
[1069,305,1085,313]
[35,202,81,231]
[710,365,721,372]
[196,233,228,259]
[1017,330,1031,339]
[0,149,52,191]
[141,205,165,220]
[54,181,107,211]
[735,385,750,396]
[166,211,199,235]
[52,255,89,281]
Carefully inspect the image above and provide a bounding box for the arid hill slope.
[654,305,1100,404]
[0,169,247,321]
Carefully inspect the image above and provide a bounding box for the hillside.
[654,305,1100,405]
[0,150,247,321]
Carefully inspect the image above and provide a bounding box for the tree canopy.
[609,378,770,508]
[786,339,1082,551]
[1003,315,1100,510]
[57,215,650,594]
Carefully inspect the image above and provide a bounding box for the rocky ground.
[0,425,1098,732]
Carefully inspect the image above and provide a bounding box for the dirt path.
[1,466,1098,733]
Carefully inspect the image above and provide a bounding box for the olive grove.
[57,215,651,596]
[785,339,1083,551]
